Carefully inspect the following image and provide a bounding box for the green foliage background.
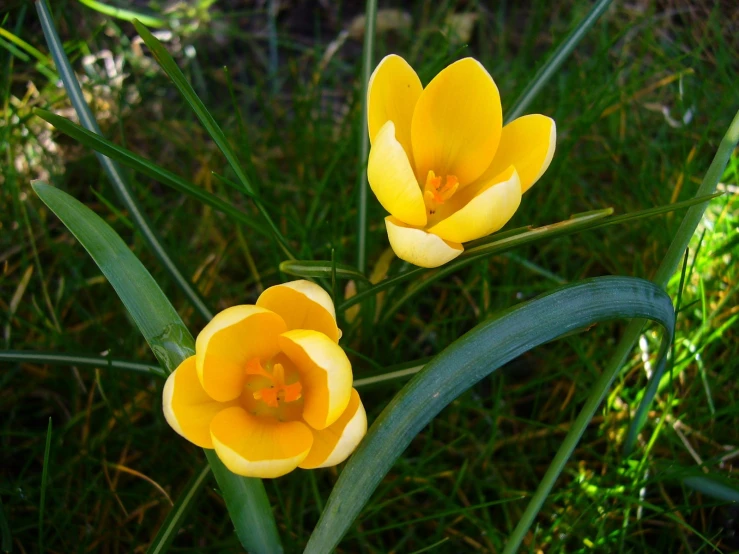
[1,0,738,552]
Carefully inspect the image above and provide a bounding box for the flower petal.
[278,329,352,430]
[385,216,463,268]
[196,306,287,402]
[368,54,423,163]
[428,166,522,243]
[367,121,427,227]
[163,356,234,448]
[257,280,341,342]
[210,406,313,478]
[484,115,556,193]
[411,58,502,185]
[300,389,367,469]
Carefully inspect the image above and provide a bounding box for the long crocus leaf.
[304,276,675,553]
[35,0,212,321]
[32,183,283,554]
[131,19,296,260]
[34,109,269,237]
[683,476,739,504]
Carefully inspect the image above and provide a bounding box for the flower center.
[423,170,459,215]
[245,358,302,408]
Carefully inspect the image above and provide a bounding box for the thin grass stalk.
[38,417,52,551]
[501,107,739,554]
[146,465,210,554]
[356,0,377,274]
[35,0,213,320]
[504,0,614,123]
[339,194,716,312]
[130,20,297,261]
[0,350,163,377]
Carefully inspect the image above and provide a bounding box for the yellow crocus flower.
[162,280,367,478]
[367,55,556,267]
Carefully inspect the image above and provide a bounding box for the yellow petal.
[300,389,367,469]
[367,54,423,163]
[196,306,287,402]
[163,356,234,449]
[210,407,313,478]
[411,58,502,185]
[483,115,556,194]
[428,166,522,243]
[278,329,352,430]
[257,280,341,343]
[367,121,427,227]
[384,216,463,268]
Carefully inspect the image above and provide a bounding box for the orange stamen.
[246,358,302,408]
[424,170,459,213]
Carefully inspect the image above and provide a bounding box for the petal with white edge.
[196,306,287,402]
[257,280,341,342]
[385,216,463,268]
[163,356,234,449]
[210,406,313,478]
[278,329,352,430]
[300,389,367,469]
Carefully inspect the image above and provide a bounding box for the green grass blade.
[279,260,371,283]
[0,26,57,81]
[304,276,675,554]
[504,0,614,123]
[131,19,296,261]
[32,183,283,554]
[683,476,739,504]
[35,0,213,321]
[356,0,377,274]
[503,108,739,554]
[0,350,164,377]
[38,417,52,552]
[147,464,210,554]
[34,109,269,237]
[77,0,166,27]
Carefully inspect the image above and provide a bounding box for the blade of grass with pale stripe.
[304,276,675,554]
[32,183,283,554]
